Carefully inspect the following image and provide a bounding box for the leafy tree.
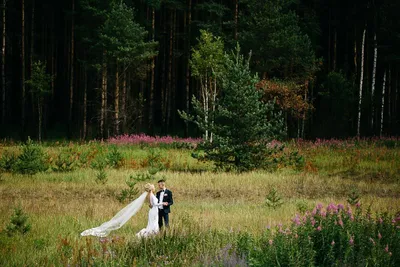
[25,61,52,142]
[239,0,318,82]
[5,207,31,236]
[180,30,225,142]
[192,45,284,171]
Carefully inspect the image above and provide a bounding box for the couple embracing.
[136,179,173,237]
[81,180,173,238]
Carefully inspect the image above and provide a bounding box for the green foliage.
[51,148,80,172]
[116,171,159,203]
[347,187,361,206]
[95,168,108,185]
[12,138,48,175]
[192,45,284,171]
[239,0,318,81]
[296,200,309,214]
[5,207,31,236]
[25,60,52,97]
[99,2,157,77]
[144,148,165,171]
[189,30,225,81]
[106,146,124,168]
[319,71,356,136]
[0,150,17,172]
[265,188,284,209]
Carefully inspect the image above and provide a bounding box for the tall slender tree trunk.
[388,67,391,134]
[149,7,155,132]
[234,0,238,40]
[100,51,107,138]
[354,28,357,73]
[38,98,42,142]
[21,0,26,137]
[68,0,74,138]
[371,32,377,132]
[29,0,34,116]
[333,29,337,71]
[1,0,6,124]
[82,66,87,140]
[185,0,192,136]
[357,27,366,138]
[121,67,127,133]
[380,70,387,137]
[165,9,173,131]
[114,61,120,135]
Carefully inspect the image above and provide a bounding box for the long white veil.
[81,192,148,237]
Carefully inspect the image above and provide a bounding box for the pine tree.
[185,45,284,171]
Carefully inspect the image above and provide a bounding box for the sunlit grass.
[1,141,400,265]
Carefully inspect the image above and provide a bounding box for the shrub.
[0,150,17,172]
[265,188,284,209]
[50,147,80,172]
[95,169,108,185]
[106,146,124,168]
[5,207,31,236]
[116,171,159,203]
[12,138,48,175]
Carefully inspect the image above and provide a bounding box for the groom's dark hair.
[158,179,166,183]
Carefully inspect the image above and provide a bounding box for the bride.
[80,183,162,238]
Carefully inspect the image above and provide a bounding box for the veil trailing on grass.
[81,192,148,237]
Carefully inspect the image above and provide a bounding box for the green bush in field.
[51,147,80,172]
[95,169,108,184]
[116,171,159,203]
[106,146,124,168]
[5,207,31,236]
[0,150,17,172]
[265,188,284,209]
[12,138,48,175]
[236,203,400,266]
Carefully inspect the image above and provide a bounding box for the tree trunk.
[114,61,120,135]
[371,32,377,132]
[121,66,127,133]
[357,27,366,138]
[38,98,42,142]
[166,9,174,131]
[333,29,337,71]
[354,28,357,73]
[185,0,192,136]
[380,70,387,137]
[29,0,34,116]
[68,0,74,138]
[388,67,391,134]
[82,66,87,140]
[1,0,5,124]
[148,7,155,132]
[21,0,26,137]
[100,51,107,139]
[234,0,238,40]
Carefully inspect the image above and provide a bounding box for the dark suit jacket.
[156,189,173,213]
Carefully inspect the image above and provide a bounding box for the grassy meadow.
[0,138,399,266]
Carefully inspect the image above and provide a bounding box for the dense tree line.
[0,0,399,140]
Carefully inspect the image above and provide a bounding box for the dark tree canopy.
[0,0,399,140]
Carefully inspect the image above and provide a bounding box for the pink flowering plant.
[237,203,400,266]
[107,134,201,149]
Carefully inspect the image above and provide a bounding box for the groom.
[156,179,173,229]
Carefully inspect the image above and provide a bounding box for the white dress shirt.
[159,189,166,209]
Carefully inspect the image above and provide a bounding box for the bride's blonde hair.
[144,183,154,192]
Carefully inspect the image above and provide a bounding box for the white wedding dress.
[136,192,162,238]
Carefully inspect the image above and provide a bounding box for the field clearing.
[0,141,400,265]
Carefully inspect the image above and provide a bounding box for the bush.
[5,207,31,236]
[106,146,124,168]
[95,169,108,184]
[0,150,17,172]
[50,147,80,172]
[12,138,48,175]
[237,203,400,266]
[116,171,160,203]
